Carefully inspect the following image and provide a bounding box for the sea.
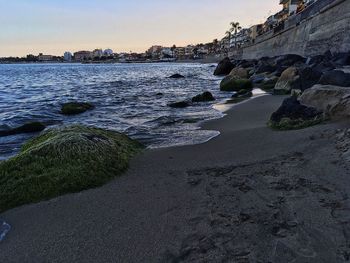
[0,62,264,160]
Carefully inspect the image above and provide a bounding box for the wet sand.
[1,95,350,262]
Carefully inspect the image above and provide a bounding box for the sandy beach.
[1,94,350,262]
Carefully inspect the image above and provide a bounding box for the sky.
[0,0,281,57]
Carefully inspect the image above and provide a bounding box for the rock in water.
[269,97,322,130]
[169,74,185,79]
[318,70,350,87]
[192,92,215,102]
[214,57,234,76]
[0,125,143,212]
[300,84,350,120]
[229,67,249,79]
[0,122,46,137]
[220,75,253,92]
[61,102,94,115]
[169,101,190,108]
[274,67,300,95]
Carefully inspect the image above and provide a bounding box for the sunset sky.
[0,0,281,57]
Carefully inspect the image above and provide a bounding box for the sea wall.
[241,0,350,59]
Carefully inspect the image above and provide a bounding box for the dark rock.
[249,73,267,84]
[271,97,321,122]
[255,60,277,74]
[168,101,190,108]
[331,52,350,66]
[307,55,326,66]
[156,93,164,96]
[214,57,234,76]
[275,54,306,67]
[311,61,336,73]
[169,74,185,79]
[318,70,350,87]
[220,75,253,92]
[259,77,279,91]
[192,91,215,102]
[61,102,95,115]
[236,59,257,69]
[297,66,323,91]
[0,122,46,137]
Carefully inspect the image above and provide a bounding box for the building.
[230,28,251,48]
[279,0,300,17]
[74,51,92,61]
[64,52,72,62]
[249,24,263,43]
[146,45,163,58]
[38,53,53,62]
[103,49,114,56]
[92,49,103,58]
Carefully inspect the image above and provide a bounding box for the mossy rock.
[61,102,94,115]
[268,116,323,130]
[0,125,143,212]
[192,91,215,102]
[220,76,253,92]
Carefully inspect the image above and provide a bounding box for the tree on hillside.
[171,45,177,58]
[230,22,242,48]
[225,31,232,49]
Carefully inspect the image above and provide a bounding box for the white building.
[64,52,72,61]
[92,49,104,58]
[103,49,114,56]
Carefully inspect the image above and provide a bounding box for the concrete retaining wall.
[241,0,350,59]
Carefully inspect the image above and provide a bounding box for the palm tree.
[171,44,177,58]
[230,22,242,48]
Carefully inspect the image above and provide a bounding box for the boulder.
[220,75,253,92]
[331,52,350,66]
[297,66,323,91]
[255,60,277,74]
[169,101,190,108]
[214,57,234,76]
[259,77,279,91]
[169,74,185,79]
[250,73,268,84]
[275,54,306,67]
[269,97,322,130]
[61,102,94,115]
[274,67,299,95]
[192,91,215,102]
[318,70,350,87]
[0,122,46,137]
[229,67,249,79]
[300,84,350,119]
[236,59,257,69]
[0,125,143,212]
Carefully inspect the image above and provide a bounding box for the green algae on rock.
[61,102,94,115]
[0,125,143,212]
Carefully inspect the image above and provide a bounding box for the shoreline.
[1,95,349,262]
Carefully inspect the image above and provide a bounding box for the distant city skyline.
[0,0,280,57]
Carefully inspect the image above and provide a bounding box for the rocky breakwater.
[215,50,350,130]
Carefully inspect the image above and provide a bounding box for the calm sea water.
[0,63,265,160]
[0,63,230,159]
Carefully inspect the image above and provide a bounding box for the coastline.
[1,95,349,262]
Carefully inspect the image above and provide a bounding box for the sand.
[1,95,350,262]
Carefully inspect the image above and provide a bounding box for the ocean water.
[0,63,264,160]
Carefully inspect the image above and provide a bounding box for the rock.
[220,75,253,92]
[61,102,94,115]
[300,84,350,119]
[214,57,234,76]
[169,74,185,79]
[269,97,322,130]
[229,67,248,79]
[0,122,46,137]
[0,125,143,212]
[169,101,190,108]
[236,59,257,69]
[318,70,350,87]
[331,52,350,66]
[274,67,299,95]
[275,54,306,67]
[156,92,163,96]
[259,77,279,91]
[192,91,215,102]
[250,73,268,84]
[297,66,323,91]
[255,60,277,74]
